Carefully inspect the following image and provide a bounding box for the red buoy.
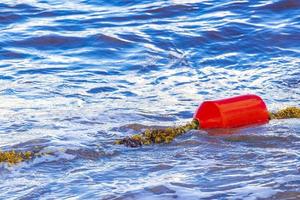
[193,94,269,129]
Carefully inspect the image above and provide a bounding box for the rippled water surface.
[0,0,300,199]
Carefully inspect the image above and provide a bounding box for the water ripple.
[0,0,299,199]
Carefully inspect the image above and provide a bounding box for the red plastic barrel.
[193,94,269,129]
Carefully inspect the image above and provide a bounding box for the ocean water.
[0,0,300,199]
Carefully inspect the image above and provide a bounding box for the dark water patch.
[0,12,24,25]
[98,14,151,23]
[0,75,14,80]
[73,118,106,125]
[217,22,255,39]
[258,31,300,48]
[0,49,29,60]
[244,30,300,51]
[53,19,83,26]
[145,185,176,195]
[170,182,198,188]
[106,96,122,100]
[149,164,173,172]
[145,4,200,18]
[80,17,116,26]
[12,35,86,50]
[0,3,8,8]
[152,75,168,84]
[10,138,51,152]
[173,35,206,49]
[277,76,300,88]
[121,63,161,74]
[117,79,135,86]
[87,87,118,94]
[174,81,194,87]
[203,30,225,41]
[0,88,16,95]
[32,24,85,32]
[120,91,137,97]
[61,116,82,123]
[34,10,88,18]
[271,192,300,200]
[16,67,67,75]
[56,25,85,32]
[87,70,122,76]
[65,78,97,84]
[260,0,300,11]
[223,134,300,149]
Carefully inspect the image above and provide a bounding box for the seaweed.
[115,106,300,148]
[114,119,199,147]
[2,106,300,162]
[0,150,33,165]
[269,106,300,120]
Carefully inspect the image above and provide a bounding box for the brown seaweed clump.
[0,150,33,165]
[269,106,300,120]
[114,119,199,147]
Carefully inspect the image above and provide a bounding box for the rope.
[1,107,300,164]
[116,106,300,148]
[114,119,199,147]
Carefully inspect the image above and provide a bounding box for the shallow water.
[0,0,300,199]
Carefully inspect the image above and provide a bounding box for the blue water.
[0,0,300,199]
